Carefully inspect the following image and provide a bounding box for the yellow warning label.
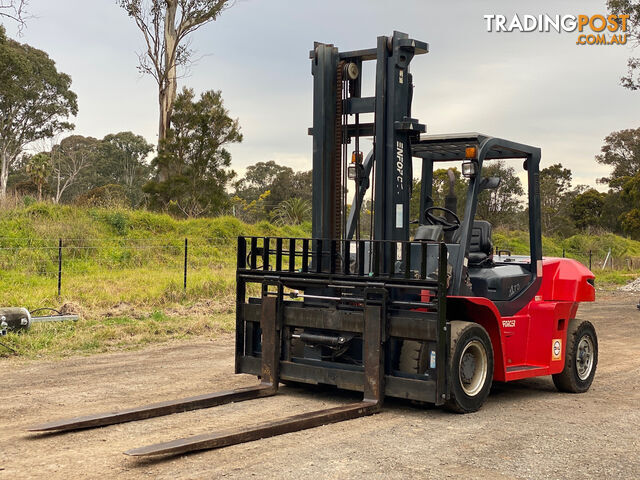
[552,339,562,360]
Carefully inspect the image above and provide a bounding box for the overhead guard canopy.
[412,132,535,161]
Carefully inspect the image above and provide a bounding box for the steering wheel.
[424,206,461,232]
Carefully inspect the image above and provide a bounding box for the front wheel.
[552,319,598,393]
[445,321,494,413]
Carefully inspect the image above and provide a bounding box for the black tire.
[397,340,435,408]
[398,340,431,374]
[552,319,598,393]
[445,321,494,413]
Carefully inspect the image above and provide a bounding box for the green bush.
[75,184,128,208]
[103,211,129,236]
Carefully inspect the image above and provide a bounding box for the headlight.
[462,161,477,178]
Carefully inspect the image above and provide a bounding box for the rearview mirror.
[479,176,501,191]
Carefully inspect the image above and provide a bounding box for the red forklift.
[29,32,598,456]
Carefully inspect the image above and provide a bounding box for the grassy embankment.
[0,204,308,358]
[1,204,638,358]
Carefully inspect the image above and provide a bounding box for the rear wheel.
[552,319,598,393]
[445,321,494,413]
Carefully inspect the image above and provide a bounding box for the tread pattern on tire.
[398,340,424,374]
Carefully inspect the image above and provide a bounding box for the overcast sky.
[4,0,640,189]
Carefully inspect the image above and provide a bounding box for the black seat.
[468,220,493,267]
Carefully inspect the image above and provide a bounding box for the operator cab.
[411,133,542,315]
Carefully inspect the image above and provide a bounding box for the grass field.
[1,204,639,358]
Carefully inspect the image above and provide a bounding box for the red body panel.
[539,257,595,302]
[448,258,595,382]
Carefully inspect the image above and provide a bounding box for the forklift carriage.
[29,32,598,457]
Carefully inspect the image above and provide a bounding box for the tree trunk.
[157,0,179,182]
[0,150,9,199]
[158,86,173,144]
[0,147,17,200]
[55,168,62,204]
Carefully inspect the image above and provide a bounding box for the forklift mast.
[310,31,426,272]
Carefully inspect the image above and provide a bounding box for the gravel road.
[1,292,638,479]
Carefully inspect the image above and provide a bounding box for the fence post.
[57,238,62,297]
[183,238,188,291]
[562,248,565,258]
[588,250,592,270]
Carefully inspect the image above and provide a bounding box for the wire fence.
[0,236,239,300]
[0,236,638,300]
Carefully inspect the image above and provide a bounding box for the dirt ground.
[1,293,639,479]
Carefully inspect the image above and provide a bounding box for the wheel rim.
[576,334,595,381]
[458,340,488,396]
